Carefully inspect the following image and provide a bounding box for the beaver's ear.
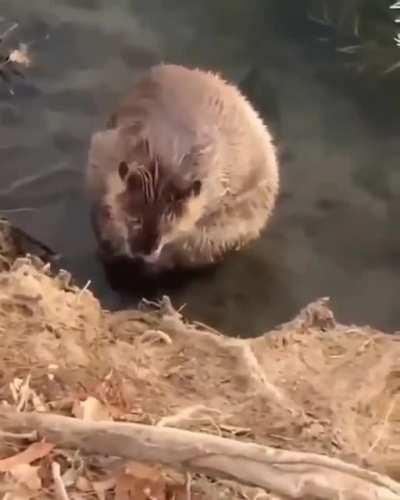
[118,161,129,181]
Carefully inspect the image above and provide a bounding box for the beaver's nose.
[98,239,117,260]
[142,231,161,256]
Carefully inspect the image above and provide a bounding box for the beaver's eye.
[118,161,129,180]
[170,180,202,203]
[191,180,202,196]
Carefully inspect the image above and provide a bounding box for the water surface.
[1,0,400,337]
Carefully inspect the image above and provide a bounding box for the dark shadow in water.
[100,256,219,301]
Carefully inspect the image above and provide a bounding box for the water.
[1,0,400,337]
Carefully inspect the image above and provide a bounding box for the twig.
[186,472,192,500]
[157,405,222,428]
[0,207,38,213]
[0,430,37,441]
[192,320,224,336]
[16,374,32,412]
[0,409,399,500]
[75,279,92,304]
[0,22,18,42]
[367,396,398,456]
[141,329,172,345]
[52,461,71,500]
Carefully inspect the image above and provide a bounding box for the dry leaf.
[2,489,35,500]
[115,473,144,500]
[62,464,80,488]
[9,375,47,412]
[8,44,31,67]
[0,441,55,472]
[9,463,41,490]
[75,476,91,492]
[72,396,112,421]
[31,392,47,412]
[58,450,84,488]
[91,477,116,500]
[115,462,166,500]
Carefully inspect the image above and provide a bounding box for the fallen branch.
[0,410,399,499]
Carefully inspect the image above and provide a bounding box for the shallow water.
[1,0,400,337]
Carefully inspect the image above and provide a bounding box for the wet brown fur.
[86,64,280,272]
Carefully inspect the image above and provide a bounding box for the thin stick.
[367,396,398,456]
[0,22,18,42]
[75,280,92,304]
[185,472,192,500]
[0,430,37,441]
[52,461,71,500]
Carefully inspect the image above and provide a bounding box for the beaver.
[86,64,279,274]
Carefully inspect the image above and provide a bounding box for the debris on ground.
[0,220,399,499]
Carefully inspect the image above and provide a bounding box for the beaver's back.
[110,64,278,202]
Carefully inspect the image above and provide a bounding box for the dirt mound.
[0,221,399,499]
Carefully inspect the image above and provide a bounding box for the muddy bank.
[0,219,399,499]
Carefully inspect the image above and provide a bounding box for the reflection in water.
[0,0,400,337]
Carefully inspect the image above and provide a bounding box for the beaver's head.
[90,138,207,264]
